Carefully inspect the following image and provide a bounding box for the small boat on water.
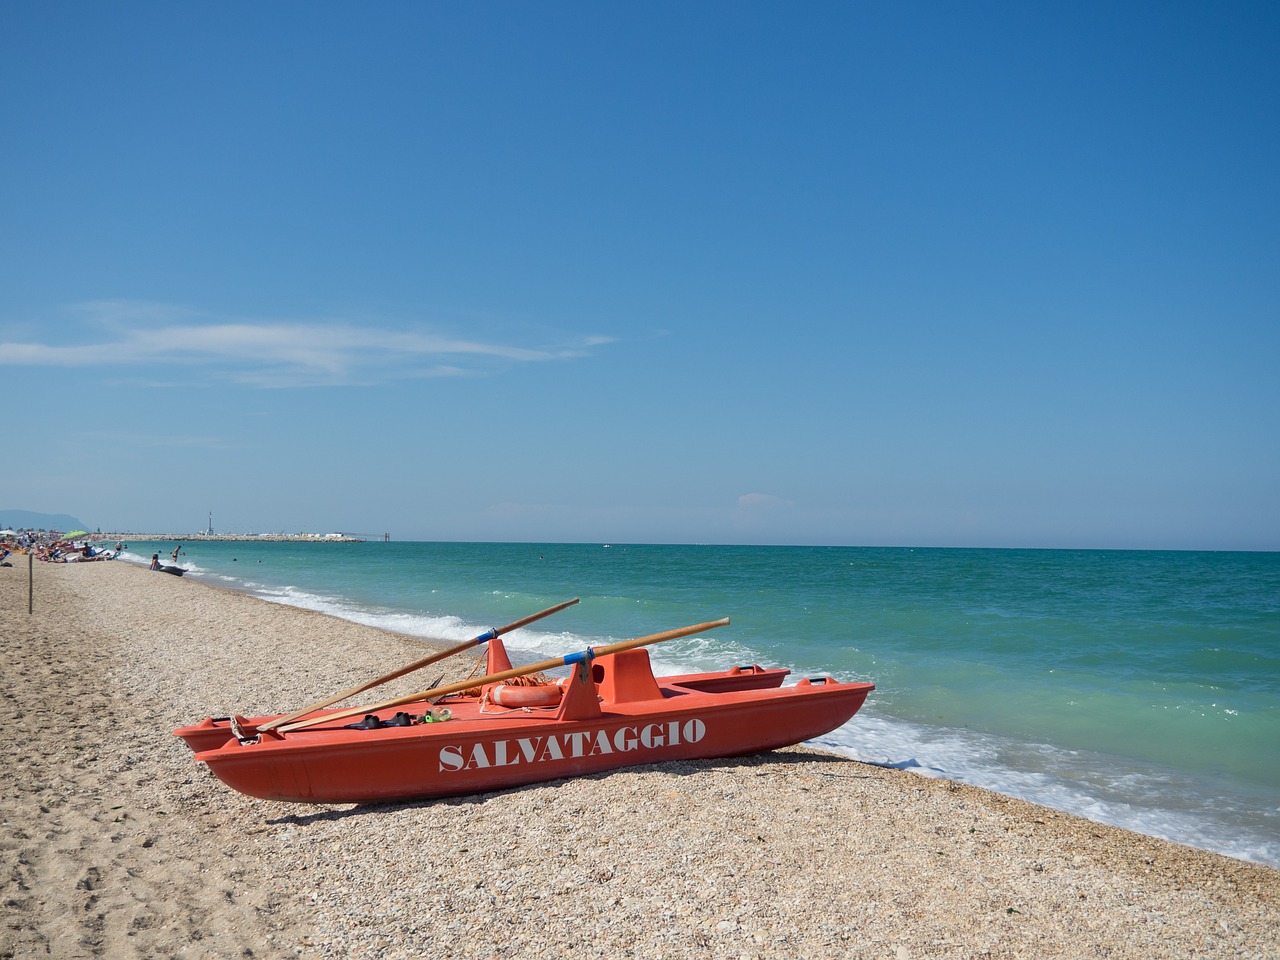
[175,618,874,804]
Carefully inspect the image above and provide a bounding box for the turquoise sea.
[123,541,1280,867]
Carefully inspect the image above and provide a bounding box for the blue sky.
[2,2,1277,549]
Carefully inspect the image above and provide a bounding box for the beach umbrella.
[64,530,89,540]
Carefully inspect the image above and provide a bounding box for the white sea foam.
[810,709,1280,868]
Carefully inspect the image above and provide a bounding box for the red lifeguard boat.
[175,618,873,804]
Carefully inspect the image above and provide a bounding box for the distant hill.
[0,509,88,532]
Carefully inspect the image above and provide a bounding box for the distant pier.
[102,532,367,543]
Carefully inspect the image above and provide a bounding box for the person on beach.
[171,545,181,562]
[150,554,161,571]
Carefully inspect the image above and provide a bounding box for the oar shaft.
[259,598,579,731]
[576,619,730,661]
[487,597,580,638]
[278,616,730,733]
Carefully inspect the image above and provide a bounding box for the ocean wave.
[811,711,1280,868]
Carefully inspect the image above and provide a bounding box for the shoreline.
[110,544,1280,870]
[3,561,1277,959]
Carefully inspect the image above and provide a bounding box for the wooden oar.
[277,616,730,734]
[258,598,580,731]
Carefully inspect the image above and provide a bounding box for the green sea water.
[125,540,1280,866]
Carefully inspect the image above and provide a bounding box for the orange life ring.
[487,681,564,708]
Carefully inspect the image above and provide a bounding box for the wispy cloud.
[0,301,614,387]
[76,429,237,450]
[736,493,794,510]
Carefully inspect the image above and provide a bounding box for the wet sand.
[3,559,1277,959]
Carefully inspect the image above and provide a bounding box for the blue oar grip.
[476,628,499,643]
[562,647,596,666]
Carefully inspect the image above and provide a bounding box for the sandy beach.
[3,560,1277,960]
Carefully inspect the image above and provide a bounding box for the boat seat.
[593,649,664,704]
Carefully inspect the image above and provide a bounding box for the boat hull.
[178,653,873,804]
[189,687,870,804]
[174,663,792,755]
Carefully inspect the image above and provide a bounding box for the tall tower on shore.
[207,511,214,535]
